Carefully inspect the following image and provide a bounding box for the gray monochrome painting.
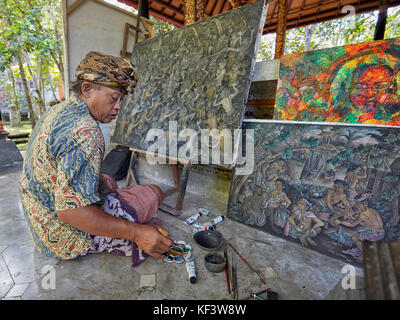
[228,120,400,266]
[113,1,268,163]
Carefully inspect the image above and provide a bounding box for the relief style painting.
[228,120,400,265]
[113,1,268,162]
[274,38,400,126]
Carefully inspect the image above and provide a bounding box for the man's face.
[351,65,393,111]
[334,182,344,192]
[86,85,125,123]
[298,200,307,212]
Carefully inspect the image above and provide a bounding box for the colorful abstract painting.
[274,38,400,126]
[227,120,400,265]
[112,1,268,163]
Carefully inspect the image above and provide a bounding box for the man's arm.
[57,205,173,259]
[336,215,363,228]
[325,191,335,213]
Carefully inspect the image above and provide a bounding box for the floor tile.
[2,245,39,283]
[140,274,156,288]
[5,282,30,298]
[2,296,22,300]
[0,256,14,298]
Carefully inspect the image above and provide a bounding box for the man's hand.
[131,224,173,259]
[57,205,173,260]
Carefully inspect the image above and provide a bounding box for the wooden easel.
[126,148,191,216]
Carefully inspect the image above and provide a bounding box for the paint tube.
[192,223,215,231]
[198,207,213,217]
[191,223,216,233]
[201,216,225,228]
[186,259,197,284]
[184,212,202,225]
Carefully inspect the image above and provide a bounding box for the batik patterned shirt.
[19,93,105,260]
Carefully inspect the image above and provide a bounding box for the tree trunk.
[38,57,46,114]
[6,67,21,126]
[304,25,316,52]
[25,55,46,117]
[48,1,65,91]
[16,53,36,128]
[48,74,58,101]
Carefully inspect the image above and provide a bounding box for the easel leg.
[159,161,191,216]
[172,163,179,188]
[126,152,139,187]
[176,162,191,211]
[126,149,191,216]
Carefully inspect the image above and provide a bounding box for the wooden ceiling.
[118,0,400,34]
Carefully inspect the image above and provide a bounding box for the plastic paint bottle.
[186,259,197,284]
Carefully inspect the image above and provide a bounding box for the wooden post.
[274,0,288,59]
[134,0,142,45]
[374,0,388,41]
[195,0,205,22]
[184,0,195,25]
[184,0,205,25]
[61,0,70,99]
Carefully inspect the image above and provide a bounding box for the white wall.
[66,0,153,82]
[63,0,154,152]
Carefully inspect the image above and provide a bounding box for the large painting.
[227,120,400,265]
[273,38,400,126]
[113,1,268,163]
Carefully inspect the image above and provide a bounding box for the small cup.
[204,252,226,273]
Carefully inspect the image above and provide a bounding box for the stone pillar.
[8,104,18,128]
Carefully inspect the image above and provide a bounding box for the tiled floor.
[0,164,365,300]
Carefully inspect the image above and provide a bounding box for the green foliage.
[382,189,398,202]
[300,137,319,147]
[282,146,292,159]
[327,150,353,166]
[386,6,400,38]
[257,33,275,61]
[149,16,176,36]
[0,0,62,74]
[257,5,400,61]
[285,27,305,54]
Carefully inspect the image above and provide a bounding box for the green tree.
[257,6,400,61]
[149,16,176,35]
[0,0,64,128]
[386,5,400,38]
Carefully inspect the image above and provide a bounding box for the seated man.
[19,51,173,264]
[334,199,385,257]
